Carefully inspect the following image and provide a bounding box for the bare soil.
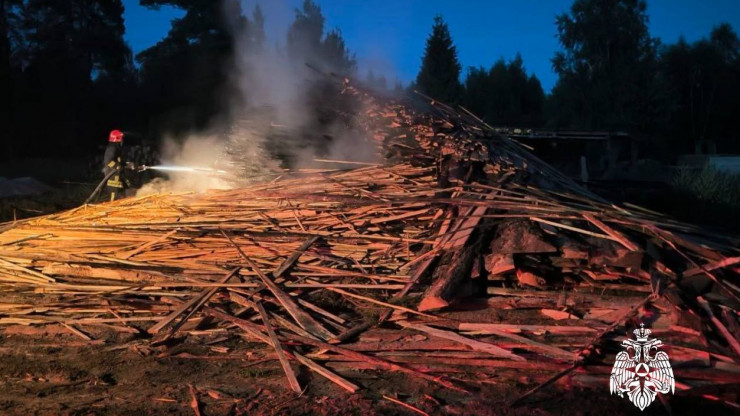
[0,325,734,416]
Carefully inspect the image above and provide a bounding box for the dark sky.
[122,0,740,92]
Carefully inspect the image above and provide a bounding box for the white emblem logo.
[610,324,675,411]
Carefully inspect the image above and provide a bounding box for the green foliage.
[549,0,662,131]
[673,165,740,207]
[415,16,463,104]
[0,0,23,157]
[659,24,740,154]
[137,0,246,135]
[4,0,134,158]
[463,54,545,126]
[321,29,356,74]
[287,0,355,75]
[547,0,739,157]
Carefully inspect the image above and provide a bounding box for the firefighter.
[101,129,130,201]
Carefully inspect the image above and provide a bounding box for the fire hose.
[85,164,228,204]
[84,169,119,204]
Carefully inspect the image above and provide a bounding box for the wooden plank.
[459,323,598,335]
[273,236,319,278]
[256,301,302,393]
[203,306,271,344]
[283,332,465,392]
[459,323,574,361]
[397,320,525,361]
[221,230,334,341]
[418,244,478,311]
[582,213,640,252]
[382,395,429,416]
[120,229,179,260]
[0,257,55,283]
[293,352,359,393]
[530,217,614,240]
[147,268,239,335]
[684,256,740,277]
[324,286,438,319]
[697,297,740,357]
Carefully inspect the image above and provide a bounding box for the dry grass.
[674,165,740,207]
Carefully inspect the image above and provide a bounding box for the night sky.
[122,0,740,92]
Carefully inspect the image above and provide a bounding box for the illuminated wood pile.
[0,80,738,409]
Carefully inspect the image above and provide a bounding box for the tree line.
[1,0,738,163]
[415,0,740,157]
[0,0,354,162]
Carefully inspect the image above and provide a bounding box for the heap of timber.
[0,79,738,406]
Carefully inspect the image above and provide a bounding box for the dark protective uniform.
[102,142,128,201]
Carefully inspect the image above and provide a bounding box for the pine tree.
[137,0,245,133]
[287,0,324,65]
[13,0,134,154]
[415,16,462,103]
[0,0,21,158]
[462,54,544,126]
[321,28,355,74]
[251,5,265,50]
[287,1,355,74]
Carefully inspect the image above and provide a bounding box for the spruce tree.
[415,16,462,103]
[287,0,355,74]
[251,5,265,50]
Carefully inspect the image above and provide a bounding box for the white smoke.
[136,135,232,196]
[140,0,382,196]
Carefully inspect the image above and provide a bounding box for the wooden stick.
[187,384,202,416]
[397,320,525,361]
[530,217,614,240]
[256,301,302,393]
[274,236,319,278]
[147,268,239,335]
[60,323,93,341]
[459,324,574,361]
[203,306,271,344]
[323,286,438,319]
[120,229,179,260]
[459,323,598,335]
[582,213,639,252]
[293,352,359,393]
[283,333,466,393]
[697,297,740,357]
[328,321,373,344]
[0,233,53,246]
[0,257,55,283]
[684,256,740,277]
[382,395,429,416]
[510,365,577,407]
[221,229,334,341]
[313,159,379,166]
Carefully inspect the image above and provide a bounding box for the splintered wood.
[0,79,739,407]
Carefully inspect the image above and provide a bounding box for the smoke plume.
[140,0,381,196]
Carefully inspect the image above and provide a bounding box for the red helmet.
[109,130,124,143]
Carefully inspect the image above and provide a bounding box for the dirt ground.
[0,325,735,416]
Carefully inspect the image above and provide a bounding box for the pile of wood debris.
[0,80,738,412]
